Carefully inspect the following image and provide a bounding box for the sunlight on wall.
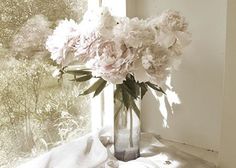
[150,89,169,128]
[150,75,181,128]
[165,76,181,114]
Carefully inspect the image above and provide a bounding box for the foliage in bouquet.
[46,7,191,115]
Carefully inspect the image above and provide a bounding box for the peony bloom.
[150,10,191,49]
[113,17,155,48]
[46,19,80,66]
[73,32,100,63]
[158,10,188,32]
[86,40,135,84]
[74,7,118,63]
[79,7,117,38]
[141,46,171,85]
[46,7,191,86]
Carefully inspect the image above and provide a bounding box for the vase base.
[115,148,140,161]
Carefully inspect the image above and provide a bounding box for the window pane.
[0,1,89,167]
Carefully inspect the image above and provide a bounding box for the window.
[0,1,88,167]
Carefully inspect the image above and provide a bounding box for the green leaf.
[93,80,107,97]
[71,74,93,82]
[130,98,141,118]
[125,74,141,99]
[146,82,166,95]
[80,78,106,96]
[65,69,92,76]
[138,82,148,99]
[123,83,138,99]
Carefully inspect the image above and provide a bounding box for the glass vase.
[114,95,141,161]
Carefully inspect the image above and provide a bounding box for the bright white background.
[93,0,235,167]
[127,0,227,152]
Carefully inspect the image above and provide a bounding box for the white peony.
[79,7,116,38]
[141,46,171,85]
[113,17,155,48]
[148,10,191,49]
[46,7,191,85]
[46,19,80,66]
[86,40,135,84]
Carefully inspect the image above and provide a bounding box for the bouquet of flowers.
[46,7,191,115]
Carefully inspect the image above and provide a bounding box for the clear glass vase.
[114,95,141,161]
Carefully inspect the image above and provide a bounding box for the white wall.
[219,0,236,167]
[129,0,227,151]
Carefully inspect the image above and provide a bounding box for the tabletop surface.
[18,132,216,168]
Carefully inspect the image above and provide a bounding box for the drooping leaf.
[138,82,148,99]
[123,83,138,99]
[71,74,93,82]
[65,69,92,76]
[125,74,141,99]
[80,78,106,96]
[146,82,166,95]
[93,80,107,97]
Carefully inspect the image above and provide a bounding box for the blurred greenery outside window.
[0,0,89,167]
